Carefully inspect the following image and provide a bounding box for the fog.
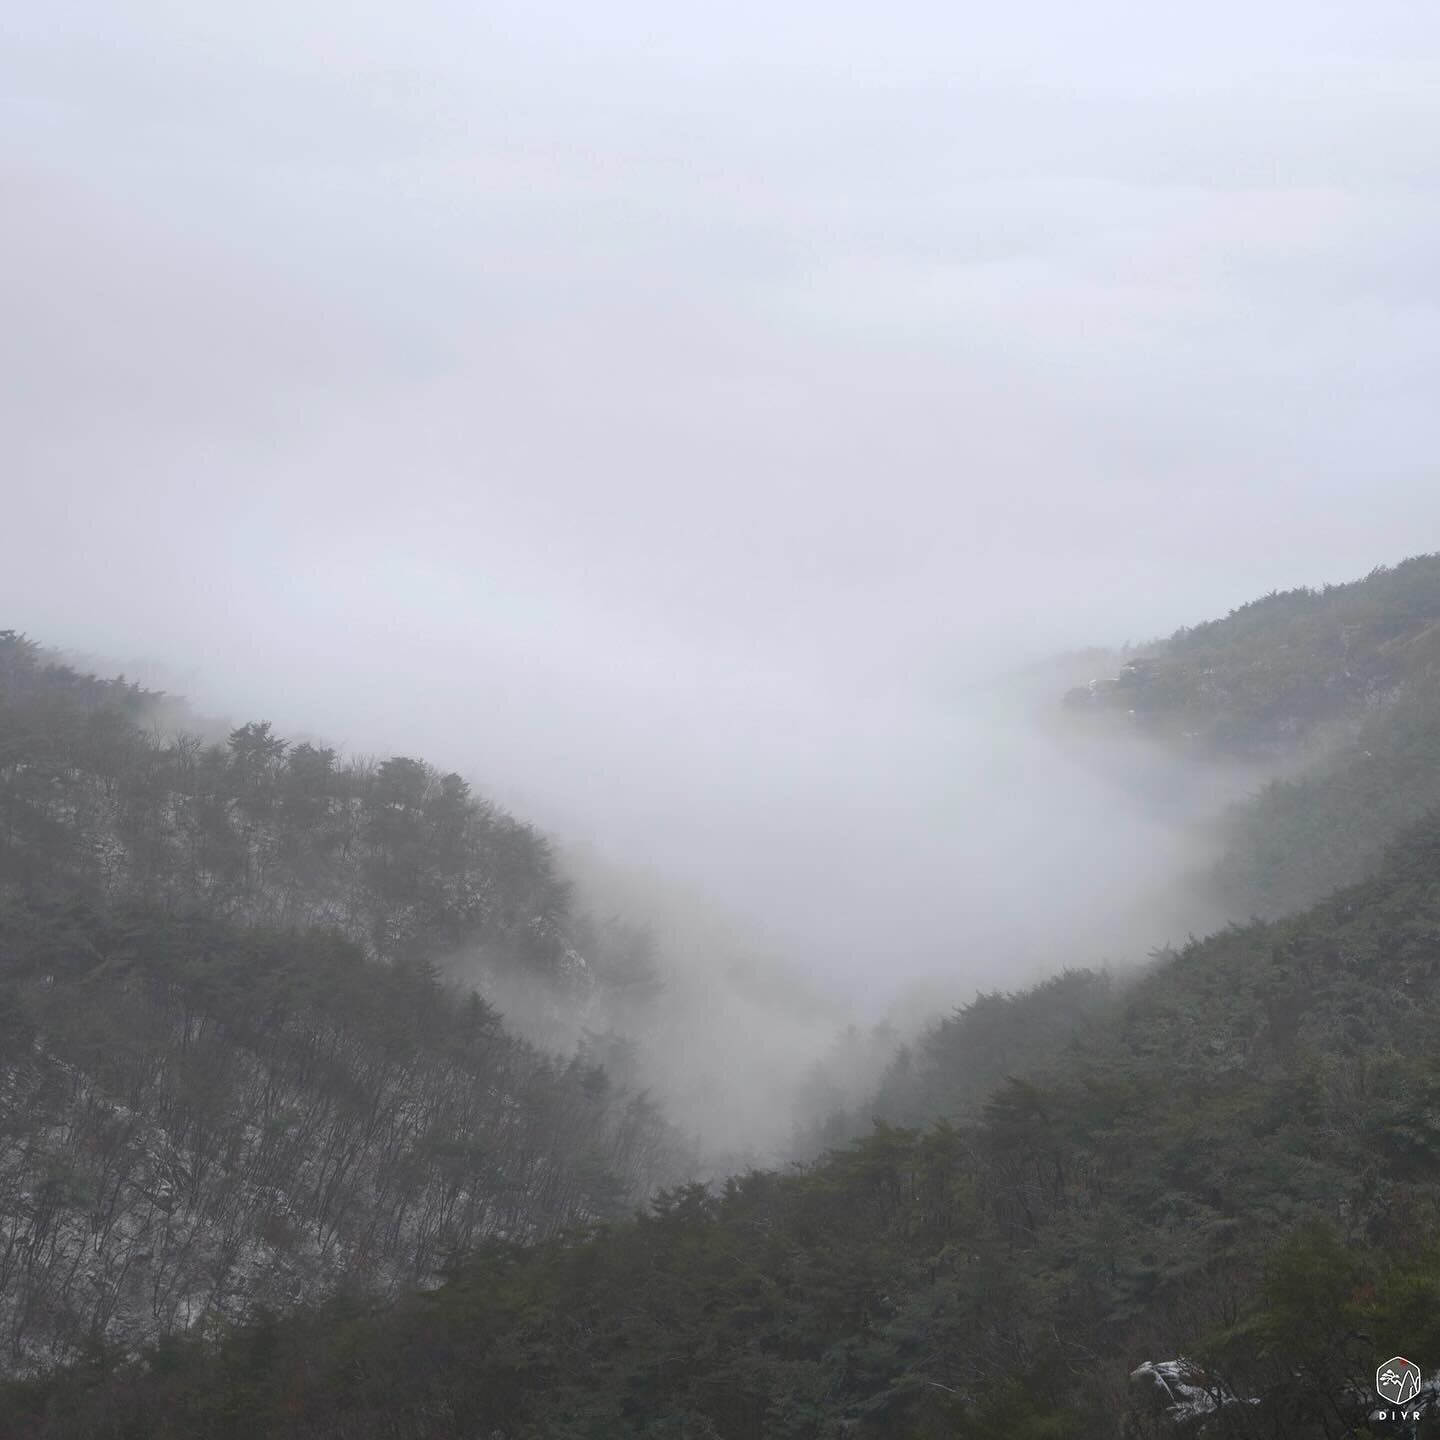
[6,2,1440,1148]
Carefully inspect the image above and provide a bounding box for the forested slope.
[15,812,1440,1436]
[798,969,1119,1154]
[0,634,686,1370]
[0,631,573,977]
[1067,554,1440,920]
[13,555,1440,1437]
[1063,554,1440,757]
[835,556,1440,1191]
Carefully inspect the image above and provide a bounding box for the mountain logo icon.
[1377,1357,1422,1406]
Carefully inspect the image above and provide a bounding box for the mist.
[6,1,1440,1149]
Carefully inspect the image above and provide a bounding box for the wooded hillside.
[0,634,686,1370]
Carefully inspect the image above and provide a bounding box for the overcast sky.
[5,2,1440,1007]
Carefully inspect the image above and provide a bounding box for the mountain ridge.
[10,555,1440,1436]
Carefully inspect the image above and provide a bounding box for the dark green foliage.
[884,969,1116,1128]
[0,631,573,976]
[0,891,682,1368]
[1064,553,1440,756]
[0,633,682,1370]
[16,554,1440,1437]
[1216,681,1440,917]
[1061,557,1440,920]
[17,812,1440,1436]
